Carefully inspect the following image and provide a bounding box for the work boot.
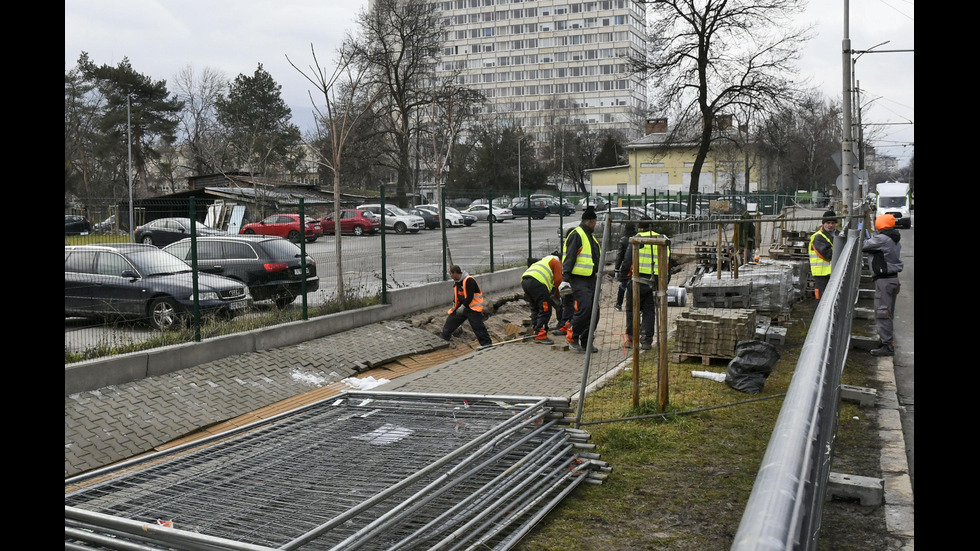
[640,342,652,351]
[614,304,622,311]
[870,346,894,357]
[568,341,584,352]
[534,328,554,345]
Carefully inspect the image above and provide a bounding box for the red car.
[240,214,322,243]
[321,209,381,236]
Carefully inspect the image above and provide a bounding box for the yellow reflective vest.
[636,230,669,276]
[808,230,833,277]
[522,255,559,291]
[564,226,597,276]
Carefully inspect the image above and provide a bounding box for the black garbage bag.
[725,340,781,394]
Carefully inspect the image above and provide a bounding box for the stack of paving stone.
[690,277,753,308]
[769,230,811,259]
[674,308,757,358]
[708,260,801,317]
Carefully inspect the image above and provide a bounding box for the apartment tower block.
[433,0,648,146]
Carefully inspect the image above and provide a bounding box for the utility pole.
[841,0,855,224]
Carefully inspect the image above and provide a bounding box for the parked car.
[468,198,512,209]
[416,204,465,227]
[547,199,576,216]
[94,214,118,233]
[164,235,319,309]
[446,206,477,226]
[134,217,225,247]
[462,204,514,223]
[65,243,249,329]
[240,214,322,243]
[356,204,426,234]
[407,207,440,230]
[646,201,700,220]
[510,198,549,219]
[321,209,381,236]
[562,206,653,248]
[578,196,608,211]
[65,214,92,235]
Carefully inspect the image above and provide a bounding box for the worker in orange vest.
[439,265,493,348]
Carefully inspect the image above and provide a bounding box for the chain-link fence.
[558,204,856,426]
[66,193,571,364]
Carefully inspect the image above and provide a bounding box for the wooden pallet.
[672,352,733,366]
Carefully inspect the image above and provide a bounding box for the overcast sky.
[65,0,913,167]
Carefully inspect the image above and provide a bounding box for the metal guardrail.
[730,228,863,550]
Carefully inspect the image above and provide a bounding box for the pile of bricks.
[674,308,757,358]
[690,278,753,308]
[754,317,787,345]
[769,230,811,260]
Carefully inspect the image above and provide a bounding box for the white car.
[463,204,515,223]
[416,205,465,227]
[355,204,426,234]
[646,201,700,220]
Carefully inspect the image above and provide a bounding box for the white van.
[356,204,426,234]
[874,182,912,229]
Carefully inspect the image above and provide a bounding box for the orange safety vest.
[454,275,484,312]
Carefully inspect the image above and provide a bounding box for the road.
[893,219,914,492]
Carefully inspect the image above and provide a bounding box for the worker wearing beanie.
[560,206,602,353]
[808,210,842,301]
[862,214,903,356]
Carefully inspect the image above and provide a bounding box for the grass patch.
[514,300,891,550]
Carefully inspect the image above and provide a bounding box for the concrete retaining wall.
[65,267,525,396]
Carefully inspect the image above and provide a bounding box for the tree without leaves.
[754,91,841,193]
[173,65,232,176]
[418,83,485,209]
[289,42,381,304]
[351,0,444,208]
[633,0,810,213]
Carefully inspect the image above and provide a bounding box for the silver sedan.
[462,205,515,223]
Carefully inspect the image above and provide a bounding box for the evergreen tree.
[77,54,182,198]
[216,64,303,177]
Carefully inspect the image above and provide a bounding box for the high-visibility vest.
[636,230,670,276]
[454,275,484,312]
[564,227,597,276]
[522,255,558,291]
[808,230,833,276]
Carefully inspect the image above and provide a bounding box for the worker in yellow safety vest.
[560,206,601,353]
[617,217,670,350]
[521,254,564,344]
[809,210,841,301]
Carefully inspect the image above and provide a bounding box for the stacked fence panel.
[65,391,605,551]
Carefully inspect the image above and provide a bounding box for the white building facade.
[433,0,648,146]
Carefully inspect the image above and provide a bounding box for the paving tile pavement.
[65,320,449,478]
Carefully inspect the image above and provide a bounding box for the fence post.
[440,193,449,278]
[189,197,201,342]
[488,192,495,273]
[380,187,388,305]
[298,198,308,320]
[526,191,533,266]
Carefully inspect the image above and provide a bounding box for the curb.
[875,355,914,549]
